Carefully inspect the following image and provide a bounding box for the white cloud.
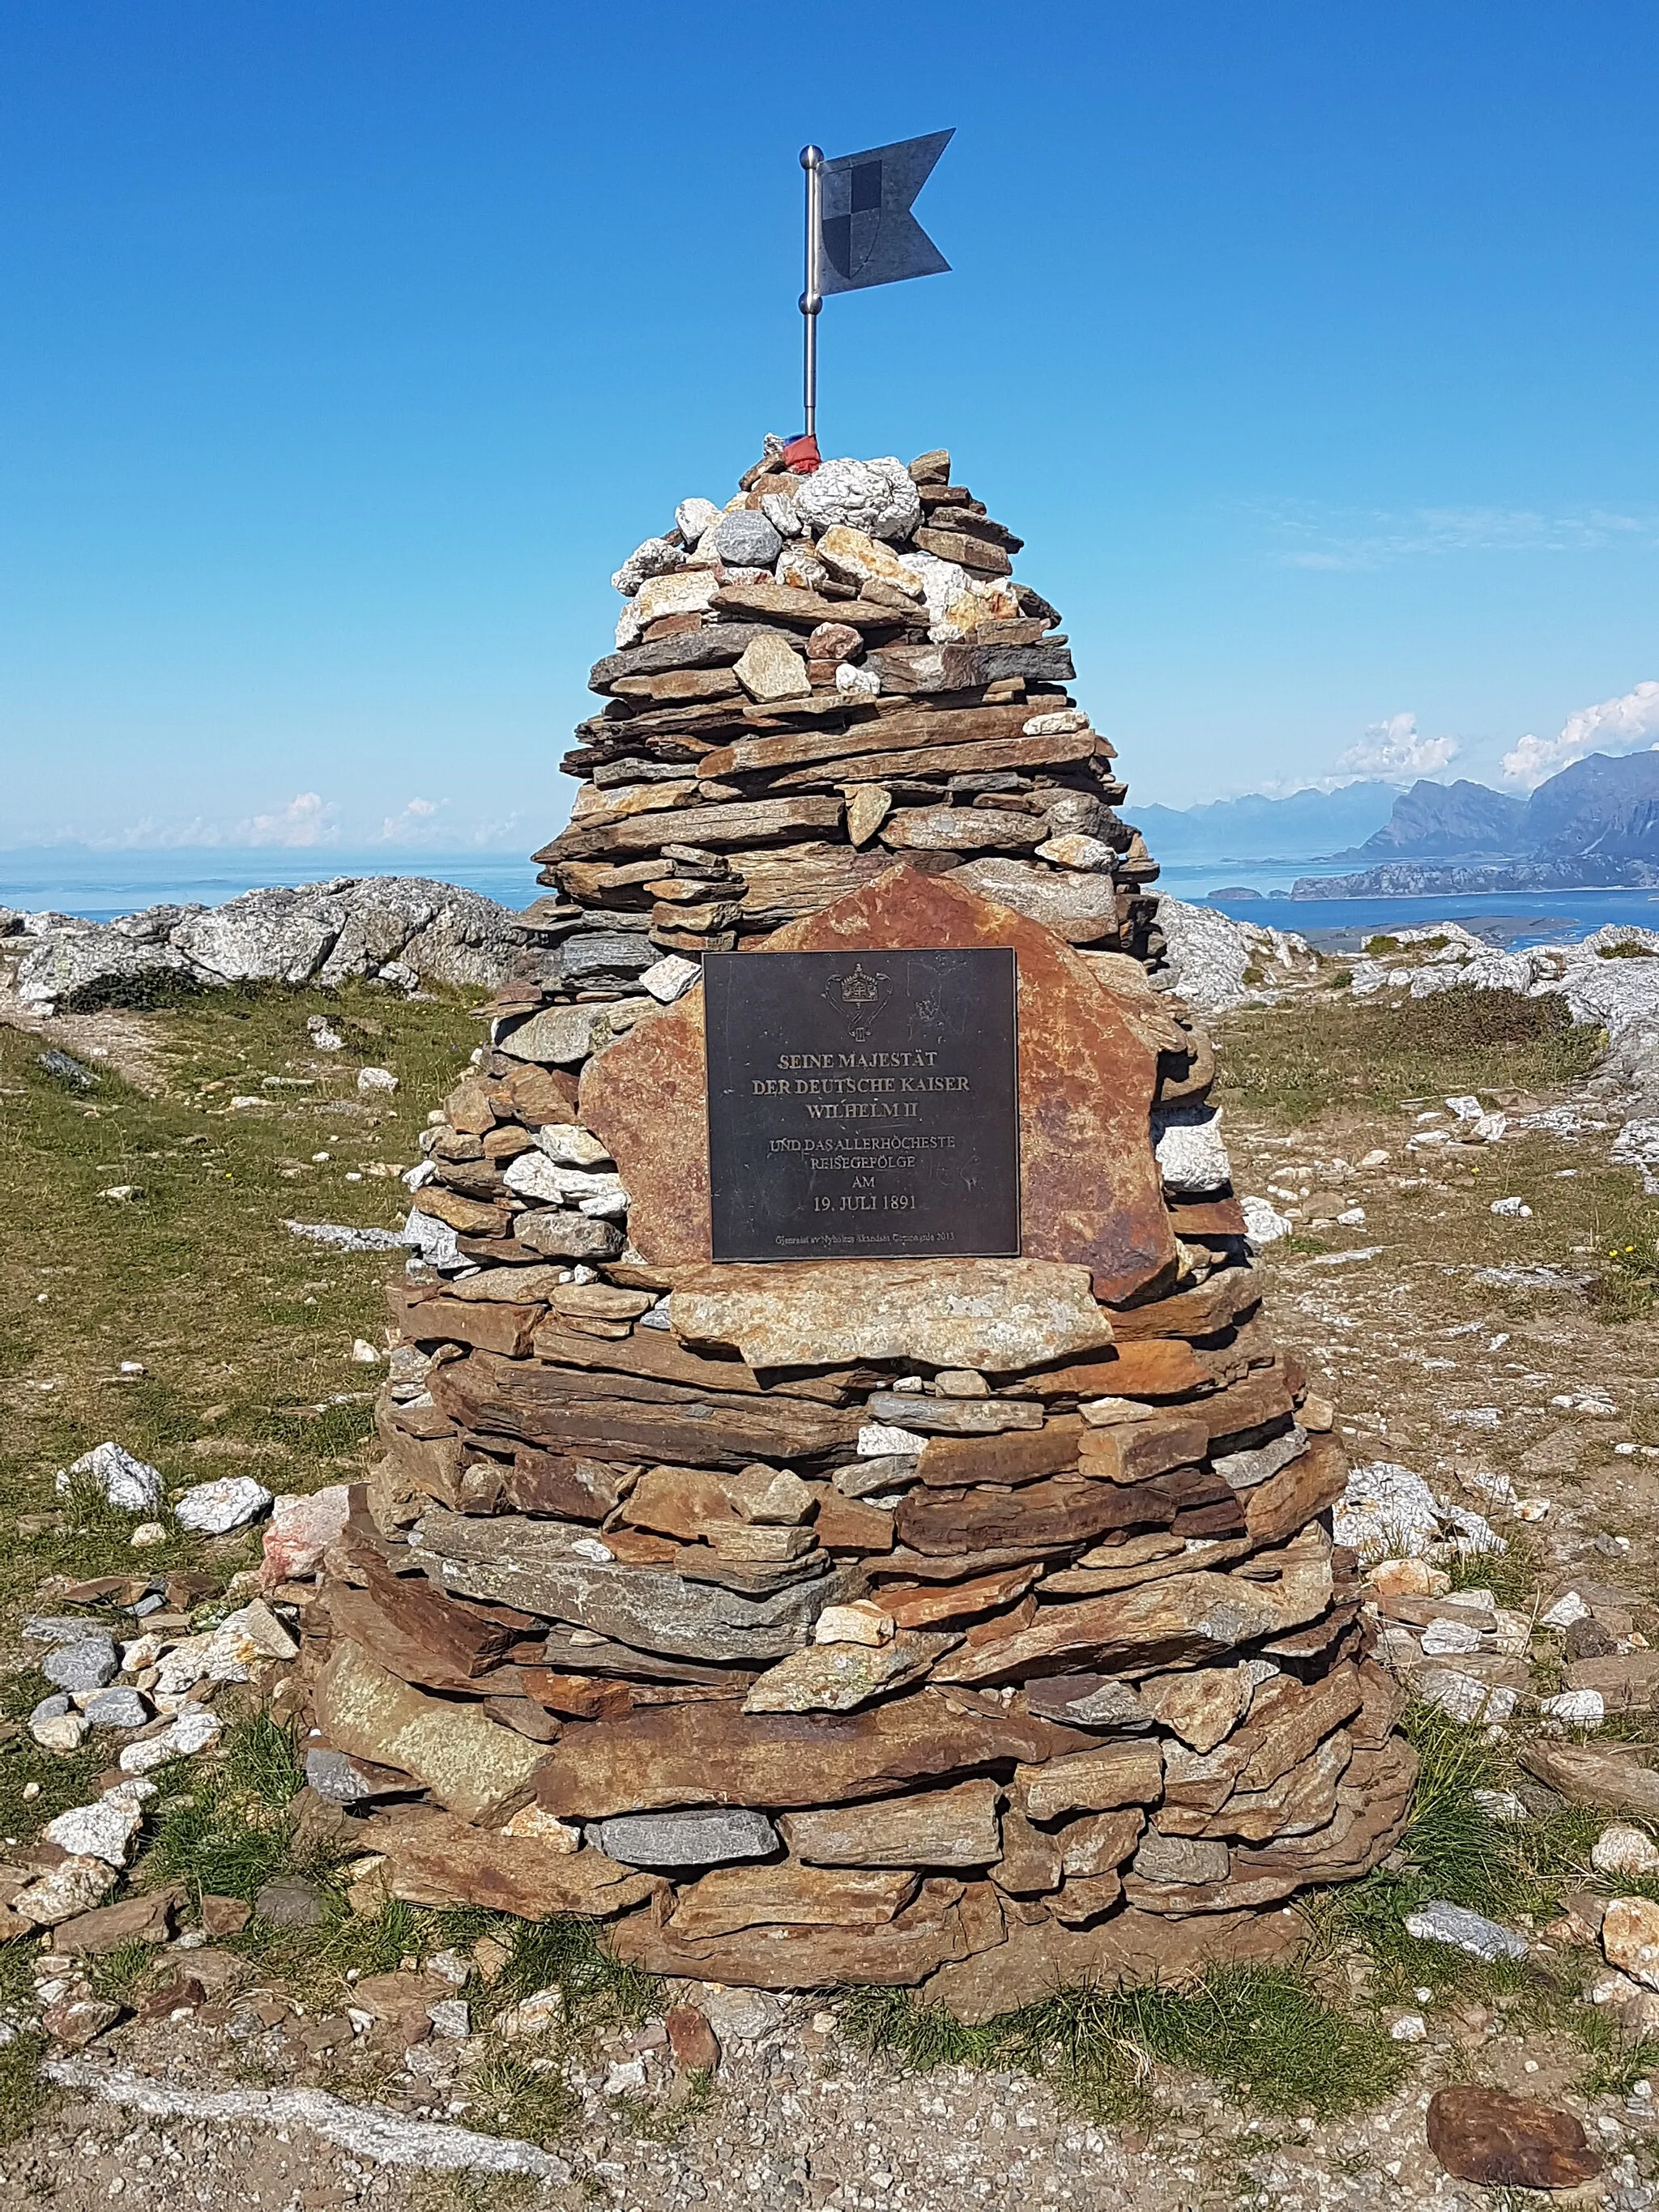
[1501,680,1659,791]
[379,796,446,844]
[1334,711,1460,782]
[1262,500,1659,571]
[462,811,525,848]
[89,816,225,850]
[235,792,339,847]
[70,794,339,849]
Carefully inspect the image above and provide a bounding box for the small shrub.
[1588,1193,1659,1322]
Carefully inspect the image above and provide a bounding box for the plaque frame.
[702,944,1021,1265]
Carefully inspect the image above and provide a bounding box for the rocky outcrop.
[1149,897,1317,1012]
[0,877,522,1013]
[1345,920,1659,1038]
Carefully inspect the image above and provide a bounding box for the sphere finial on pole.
[800,145,824,441]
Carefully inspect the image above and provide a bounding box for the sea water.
[1154,860,1659,950]
[0,850,542,925]
[6,848,1659,953]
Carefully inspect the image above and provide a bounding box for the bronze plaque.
[703,947,1020,1263]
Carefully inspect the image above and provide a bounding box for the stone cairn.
[305,444,1415,2018]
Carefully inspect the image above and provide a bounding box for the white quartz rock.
[57,1442,163,1512]
[1152,1103,1231,1196]
[795,456,920,543]
[610,535,685,598]
[504,1153,624,1205]
[534,1124,612,1169]
[44,1795,144,1869]
[174,1476,274,1535]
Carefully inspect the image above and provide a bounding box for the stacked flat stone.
[514,441,1162,1004]
[304,443,1414,2018]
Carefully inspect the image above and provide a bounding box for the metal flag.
[798,130,955,441]
[817,130,954,295]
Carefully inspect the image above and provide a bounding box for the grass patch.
[1446,1528,1542,1613]
[1217,989,1604,1126]
[475,1913,661,2035]
[0,1668,110,1831]
[441,1916,667,2152]
[0,1938,38,2021]
[1319,1703,1601,2005]
[85,1937,162,2008]
[409,2178,546,2212]
[0,983,480,1630]
[231,1893,450,1993]
[462,2046,578,2150]
[842,1966,1406,2124]
[0,2031,50,2148]
[139,1710,309,1903]
[1588,1196,1659,1322]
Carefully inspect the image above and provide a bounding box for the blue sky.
[3,0,1657,855]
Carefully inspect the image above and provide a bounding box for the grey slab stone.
[1402,1900,1529,1960]
[254,1877,326,1929]
[37,1050,98,1088]
[588,624,783,693]
[304,1747,419,1805]
[1024,1677,1154,1731]
[864,1393,1043,1437]
[558,935,660,992]
[1132,1831,1230,1886]
[83,1690,150,1730]
[832,1455,919,1500]
[42,1640,118,1694]
[592,1808,780,1869]
[29,1694,71,1727]
[1214,1426,1308,1492]
[510,1209,625,1262]
[413,1506,858,1663]
[710,511,782,569]
[284,1220,407,1253]
[23,1616,107,1646]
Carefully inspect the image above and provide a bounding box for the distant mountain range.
[1291,751,1659,896]
[1338,778,1528,859]
[1134,782,1401,863]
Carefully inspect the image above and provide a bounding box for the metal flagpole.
[800,144,823,439]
